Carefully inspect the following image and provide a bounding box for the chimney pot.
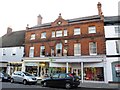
[37,14,42,25]
[7,27,12,34]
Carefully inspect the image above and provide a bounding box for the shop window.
[89,42,97,55]
[84,67,104,81]
[40,46,45,57]
[74,43,81,56]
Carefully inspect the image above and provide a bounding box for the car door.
[58,73,67,87]
[49,74,59,87]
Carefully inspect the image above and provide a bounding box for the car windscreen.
[23,72,33,76]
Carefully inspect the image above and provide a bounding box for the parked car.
[0,72,11,82]
[41,73,80,89]
[11,71,37,85]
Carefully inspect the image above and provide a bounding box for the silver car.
[11,71,37,85]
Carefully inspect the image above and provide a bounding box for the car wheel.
[11,78,14,83]
[23,80,27,85]
[65,83,71,89]
[42,82,47,87]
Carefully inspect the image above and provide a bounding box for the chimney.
[7,27,12,34]
[97,2,103,16]
[37,14,42,25]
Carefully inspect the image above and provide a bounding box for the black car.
[41,73,80,89]
[0,72,11,82]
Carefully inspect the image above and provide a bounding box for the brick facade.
[24,16,105,57]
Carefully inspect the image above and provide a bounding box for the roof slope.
[104,16,120,24]
[0,30,26,48]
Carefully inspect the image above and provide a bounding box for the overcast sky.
[0,0,119,37]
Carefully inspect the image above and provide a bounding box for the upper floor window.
[40,46,45,57]
[2,49,6,56]
[29,47,34,57]
[115,27,120,34]
[30,34,35,40]
[116,41,120,54]
[56,43,62,56]
[64,30,67,36]
[52,31,55,38]
[41,32,46,39]
[56,30,62,37]
[89,42,97,55]
[51,48,54,57]
[74,28,80,35]
[63,47,67,56]
[88,26,96,34]
[74,43,81,56]
[64,40,68,44]
[12,48,16,56]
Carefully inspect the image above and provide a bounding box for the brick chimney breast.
[37,14,42,25]
[7,27,12,34]
[97,2,103,16]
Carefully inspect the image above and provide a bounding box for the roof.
[0,30,26,48]
[30,15,101,29]
[104,16,120,25]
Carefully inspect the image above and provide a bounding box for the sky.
[0,0,119,37]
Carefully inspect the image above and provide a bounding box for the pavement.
[37,79,120,89]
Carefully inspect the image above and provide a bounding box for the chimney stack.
[97,2,103,16]
[7,27,12,34]
[37,14,42,25]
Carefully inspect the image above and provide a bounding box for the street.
[0,82,118,90]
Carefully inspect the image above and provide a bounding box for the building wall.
[25,20,105,57]
[0,47,24,62]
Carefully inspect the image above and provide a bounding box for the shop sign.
[25,62,38,66]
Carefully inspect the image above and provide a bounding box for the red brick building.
[22,2,106,82]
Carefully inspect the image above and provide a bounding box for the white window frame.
[52,31,55,38]
[12,48,16,56]
[40,46,45,57]
[115,27,120,34]
[89,42,97,55]
[88,26,96,34]
[29,47,34,57]
[2,49,6,56]
[74,28,80,35]
[64,30,67,36]
[74,43,81,56]
[41,32,46,39]
[30,34,35,40]
[51,48,54,57]
[56,43,62,56]
[56,30,62,37]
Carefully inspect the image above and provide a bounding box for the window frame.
[30,34,35,40]
[89,42,97,55]
[40,45,45,57]
[56,30,62,37]
[88,26,96,34]
[74,28,81,35]
[41,32,46,39]
[29,47,34,57]
[74,43,81,56]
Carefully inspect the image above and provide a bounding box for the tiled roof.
[30,15,101,29]
[0,30,25,48]
[104,16,120,23]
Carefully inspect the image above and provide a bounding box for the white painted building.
[0,28,25,75]
[104,16,120,83]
